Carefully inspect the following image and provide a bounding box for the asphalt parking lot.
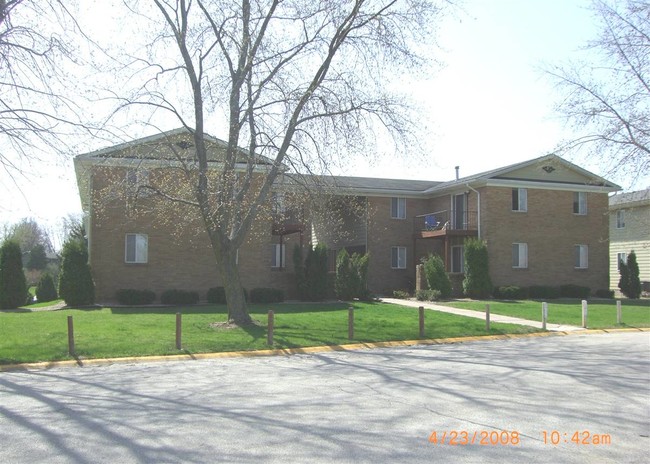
[1,331,648,463]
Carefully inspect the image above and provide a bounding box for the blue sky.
[3,0,646,235]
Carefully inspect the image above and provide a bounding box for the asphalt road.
[1,332,648,463]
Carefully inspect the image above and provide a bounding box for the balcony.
[271,209,305,236]
[414,210,478,239]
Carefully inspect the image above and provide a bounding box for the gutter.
[466,183,481,239]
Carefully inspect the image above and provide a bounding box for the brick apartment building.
[74,128,620,302]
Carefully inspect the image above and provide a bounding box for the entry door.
[453,194,466,230]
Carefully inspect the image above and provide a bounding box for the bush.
[559,284,591,299]
[26,244,48,271]
[495,286,527,300]
[0,240,29,309]
[528,285,560,300]
[249,287,284,304]
[416,289,442,301]
[295,244,329,301]
[206,286,227,304]
[115,289,156,305]
[335,249,370,301]
[595,289,615,299]
[160,289,199,305]
[58,239,95,306]
[462,238,492,299]
[619,251,641,299]
[392,290,410,299]
[422,254,452,298]
[36,273,58,303]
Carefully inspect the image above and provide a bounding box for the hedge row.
[115,286,284,306]
[493,284,601,300]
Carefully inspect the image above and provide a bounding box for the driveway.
[1,332,648,463]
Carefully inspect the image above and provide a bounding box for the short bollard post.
[616,300,622,325]
[542,302,548,330]
[419,306,425,338]
[581,300,588,328]
[267,310,274,346]
[67,315,75,356]
[485,304,490,331]
[348,306,354,340]
[175,312,182,350]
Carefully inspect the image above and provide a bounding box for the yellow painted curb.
[1,328,647,372]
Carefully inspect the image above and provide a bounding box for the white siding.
[609,203,650,290]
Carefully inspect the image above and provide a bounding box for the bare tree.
[549,0,650,185]
[102,0,444,325]
[0,0,94,183]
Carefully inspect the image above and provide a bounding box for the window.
[125,234,148,263]
[512,188,527,212]
[391,197,406,219]
[512,243,528,268]
[391,246,407,269]
[616,210,625,229]
[271,244,285,268]
[126,168,150,195]
[575,245,588,269]
[573,192,587,215]
[451,246,464,273]
[617,252,627,270]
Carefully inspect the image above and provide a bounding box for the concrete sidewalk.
[381,298,584,332]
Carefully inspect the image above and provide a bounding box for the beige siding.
[609,241,650,289]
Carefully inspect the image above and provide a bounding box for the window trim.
[125,233,148,264]
[271,243,286,269]
[617,252,627,270]
[616,210,625,229]
[512,188,527,212]
[391,197,406,220]
[573,192,587,215]
[391,246,407,269]
[574,244,589,269]
[512,242,528,269]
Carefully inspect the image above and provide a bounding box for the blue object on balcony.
[425,215,439,230]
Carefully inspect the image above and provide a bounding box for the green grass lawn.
[442,299,650,329]
[0,302,541,364]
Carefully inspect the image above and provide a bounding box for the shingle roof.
[609,188,650,208]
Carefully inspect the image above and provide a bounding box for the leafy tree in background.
[36,272,58,302]
[0,239,29,309]
[58,239,94,306]
[26,243,47,270]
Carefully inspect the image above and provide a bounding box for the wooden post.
[581,300,588,328]
[267,310,274,346]
[348,306,354,340]
[616,300,622,325]
[485,304,490,331]
[419,306,425,338]
[67,315,75,356]
[542,302,548,330]
[175,312,182,350]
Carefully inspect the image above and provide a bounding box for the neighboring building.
[608,188,650,294]
[74,128,621,302]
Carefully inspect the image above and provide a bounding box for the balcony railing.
[414,210,478,233]
[272,209,305,235]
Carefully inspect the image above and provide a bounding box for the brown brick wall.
[89,167,306,302]
[482,187,609,292]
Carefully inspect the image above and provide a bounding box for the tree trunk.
[220,247,253,326]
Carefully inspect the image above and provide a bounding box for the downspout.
[466,183,481,239]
